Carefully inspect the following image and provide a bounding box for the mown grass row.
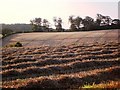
[2,47,119,65]
[2,66,120,89]
[2,59,120,77]
[2,42,120,89]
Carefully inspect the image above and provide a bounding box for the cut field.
[2,29,119,47]
[1,29,120,89]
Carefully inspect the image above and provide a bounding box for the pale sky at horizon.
[0,0,119,29]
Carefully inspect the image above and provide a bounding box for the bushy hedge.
[2,28,13,38]
[6,42,22,47]
[14,42,22,47]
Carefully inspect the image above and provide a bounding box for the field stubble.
[1,30,120,89]
[1,41,120,89]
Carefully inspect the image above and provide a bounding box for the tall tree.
[74,16,82,29]
[53,17,57,27]
[105,16,112,25]
[42,19,50,31]
[43,19,48,27]
[82,16,94,30]
[96,14,102,26]
[69,16,74,24]
[53,17,63,31]
[30,18,42,31]
[69,16,83,31]
[96,14,112,26]
[68,16,77,31]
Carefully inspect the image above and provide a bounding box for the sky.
[0,0,119,29]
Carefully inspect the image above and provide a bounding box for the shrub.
[14,42,22,47]
[2,28,13,38]
[6,42,23,47]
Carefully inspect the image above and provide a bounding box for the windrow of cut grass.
[2,66,120,89]
[2,60,119,79]
[2,42,120,89]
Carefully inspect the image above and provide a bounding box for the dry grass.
[82,81,120,88]
[2,41,120,89]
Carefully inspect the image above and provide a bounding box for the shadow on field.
[2,59,120,81]
[17,67,120,89]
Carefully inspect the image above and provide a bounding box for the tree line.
[30,14,120,32]
[1,13,120,38]
[1,24,32,38]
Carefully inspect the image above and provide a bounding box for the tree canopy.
[30,14,120,32]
